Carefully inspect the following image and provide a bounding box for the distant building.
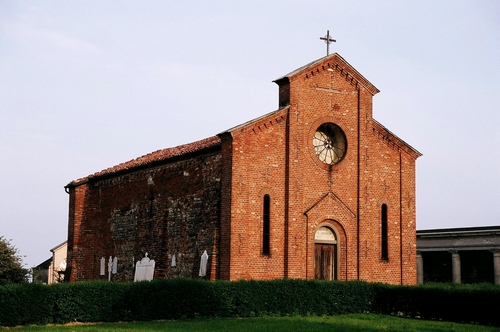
[417,226,500,284]
[32,241,67,284]
[32,258,51,284]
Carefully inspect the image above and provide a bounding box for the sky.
[1,1,499,269]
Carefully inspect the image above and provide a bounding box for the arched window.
[381,204,388,260]
[263,195,270,255]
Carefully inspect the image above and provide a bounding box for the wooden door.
[314,244,336,280]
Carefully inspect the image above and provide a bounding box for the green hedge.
[371,282,500,325]
[1,279,499,327]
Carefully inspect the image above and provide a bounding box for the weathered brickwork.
[66,53,421,285]
[66,146,222,282]
[221,54,421,284]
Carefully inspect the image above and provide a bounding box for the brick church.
[65,53,421,284]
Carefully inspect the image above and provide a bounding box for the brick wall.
[67,149,222,282]
[223,54,419,284]
[225,109,288,280]
[219,133,233,280]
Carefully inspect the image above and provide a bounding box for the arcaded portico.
[417,226,500,284]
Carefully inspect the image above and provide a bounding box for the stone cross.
[108,256,113,281]
[320,30,336,56]
[101,256,118,281]
[315,73,342,94]
[294,107,300,121]
[382,180,390,192]
[262,168,272,180]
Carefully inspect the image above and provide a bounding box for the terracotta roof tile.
[68,136,221,187]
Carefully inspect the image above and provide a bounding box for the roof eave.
[218,107,289,137]
[65,137,221,188]
[372,119,422,159]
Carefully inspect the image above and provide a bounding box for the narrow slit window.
[381,204,388,260]
[263,195,270,255]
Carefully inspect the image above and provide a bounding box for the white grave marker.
[171,254,176,267]
[100,257,105,276]
[112,257,118,274]
[199,250,208,277]
[134,253,155,282]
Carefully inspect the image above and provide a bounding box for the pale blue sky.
[1,1,499,268]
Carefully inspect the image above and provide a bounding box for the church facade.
[65,53,421,284]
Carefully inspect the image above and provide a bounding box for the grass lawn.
[2,314,499,332]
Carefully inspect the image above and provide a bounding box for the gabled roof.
[273,53,380,96]
[66,136,221,187]
[219,107,287,138]
[34,257,52,270]
[372,120,422,159]
[50,241,67,253]
[66,54,418,188]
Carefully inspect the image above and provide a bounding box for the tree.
[0,236,28,285]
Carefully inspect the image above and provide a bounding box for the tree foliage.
[0,236,28,285]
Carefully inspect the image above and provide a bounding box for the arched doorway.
[314,225,338,280]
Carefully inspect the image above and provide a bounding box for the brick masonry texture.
[66,53,421,284]
[66,146,222,282]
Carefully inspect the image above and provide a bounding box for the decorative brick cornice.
[220,107,288,138]
[274,53,380,96]
[372,120,422,159]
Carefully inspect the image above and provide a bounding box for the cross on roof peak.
[320,30,336,56]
